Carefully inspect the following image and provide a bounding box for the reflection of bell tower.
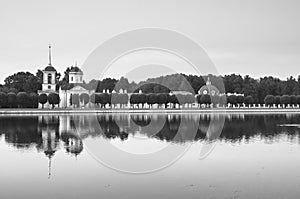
[39,115,60,179]
[42,45,57,92]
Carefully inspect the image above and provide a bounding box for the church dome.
[44,65,57,72]
[198,77,219,95]
[69,66,83,74]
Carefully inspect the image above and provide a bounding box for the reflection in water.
[1,114,300,198]
[1,114,300,156]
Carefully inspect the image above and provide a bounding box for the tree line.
[1,66,300,107]
[0,92,295,109]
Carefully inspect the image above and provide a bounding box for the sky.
[0,0,300,83]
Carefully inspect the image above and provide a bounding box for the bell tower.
[42,45,57,92]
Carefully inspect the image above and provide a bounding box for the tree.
[227,95,237,107]
[70,94,80,108]
[7,92,17,108]
[120,94,129,107]
[264,95,275,107]
[169,95,179,108]
[297,95,300,107]
[200,94,211,107]
[17,92,29,108]
[98,93,110,108]
[130,94,139,108]
[48,93,60,108]
[280,95,291,107]
[184,94,195,108]
[275,96,281,107]
[29,93,39,108]
[80,93,90,106]
[157,93,168,108]
[96,78,117,93]
[290,95,297,106]
[139,94,147,108]
[147,94,158,108]
[4,72,42,93]
[38,93,48,109]
[0,92,8,108]
[244,96,254,107]
[90,93,96,104]
[236,96,244,106]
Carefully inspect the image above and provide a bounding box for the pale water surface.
[0,113,300,199]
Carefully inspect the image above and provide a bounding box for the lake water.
[0,113,300,199]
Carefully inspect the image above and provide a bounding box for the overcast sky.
[0,0,299,83]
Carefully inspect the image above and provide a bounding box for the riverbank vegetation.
[1,68,300,109]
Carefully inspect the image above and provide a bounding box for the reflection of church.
[38,45,95,108]
[37,115,84,178]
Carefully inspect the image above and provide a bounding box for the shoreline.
[0,108,300,115]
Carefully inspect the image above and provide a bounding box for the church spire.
[48,44,52,66]
[48,157,52,179]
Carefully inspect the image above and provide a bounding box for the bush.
[244,96,254,107]
[275,96,281,106]
[280,95,291,106]
[185,94,195,106]
[90,93,96,104]
[297,95,300,106]
[130,94,139,107]
[237,95,244,105]
[17,92,29,108]
[147,94,158,107]
[29,93,39,108]
[264,95,275,106]
[139,94,147,108]
[48,93,60,108]
[227,95,237,106]
[99,93,110,108]
[0,92,8,108]
[111,93,128,107]
[120,94,128,107]
[290,95,297,105]
[80,93,90,105]
[7,92,17,108]
[200,94,211,106]
[70,94,80,107]
[157,93,168,107]
[169,95,178,108]
[38,93,48,108]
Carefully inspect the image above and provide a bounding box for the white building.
[38,45,95,108]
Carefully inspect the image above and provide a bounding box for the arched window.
[48,74,52,84]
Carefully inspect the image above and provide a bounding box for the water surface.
[0,113,300,199]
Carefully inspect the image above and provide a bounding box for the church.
[38,45,95,108]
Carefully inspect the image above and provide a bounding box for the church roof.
[198,77,219,94]
[199,84,219,93]
[44,65,57,72]
[69,66,83,74]
[61,83,90,90]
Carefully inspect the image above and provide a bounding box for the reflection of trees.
[1,113,300,155]
[0,116,42,149]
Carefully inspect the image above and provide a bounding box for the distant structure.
[198,77,220,96]
[38,45,95,108]
[59,65,94,108]
[38,45,58,108]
